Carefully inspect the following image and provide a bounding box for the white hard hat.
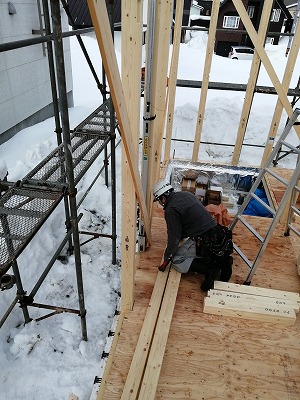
[153,180,173,201]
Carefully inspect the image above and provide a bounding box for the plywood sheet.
[101,203,300,399]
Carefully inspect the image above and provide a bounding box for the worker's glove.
[158,257,172,272]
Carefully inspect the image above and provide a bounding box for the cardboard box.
[204,189,222,205]
[182,177,196,194]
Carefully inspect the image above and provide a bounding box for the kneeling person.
[153,180,233,291]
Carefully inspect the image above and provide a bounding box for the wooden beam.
[87,0,151,243]
[121,0,143,311]
[213,281,300,301]
[231,1,273,166]
[163,0,184,164]
[138,268,181,399]
[146,0,173,213]
[232,0,299,131]
[261,18,300,166]
[204,295,296,326]
[208,289,300,312]
[121,266,181,399]
[192,0,220,162]
[121,267,171,399]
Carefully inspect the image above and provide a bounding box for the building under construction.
[0,0,300,399]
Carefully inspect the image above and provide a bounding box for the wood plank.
[138,268,181,399]
[101,207,300,399]
[87,0,151,243]
[208,289,300,312]
[120,266,171,399]
[163,0,184,163]
[146,0,173,211]
[232,0,300,134]
[121,0,143,311]
[203,296,296,326]
[192,0,220,161]
[231,0,273,165]
[261,16,300,166]
[213,281,300,301]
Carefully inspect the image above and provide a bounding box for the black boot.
[200,267,221,292]
[220,256,233,282]
[189,257,211,274]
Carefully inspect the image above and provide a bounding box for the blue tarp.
[243,188,273,218]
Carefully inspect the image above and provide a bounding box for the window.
[223,16,240,29]
[271,9,281,22]
[247,6,255,18]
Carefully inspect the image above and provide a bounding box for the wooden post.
[163,0,184,164]
[87,0,151,243]
[192,0,220,162]
[145,0,173,212]
[121,0,143,311]
[231,1,273,166]
[232,0,300,129]
[261,18,300,167]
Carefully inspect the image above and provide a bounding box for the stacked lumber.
[120,266,181,399]
[203,281,300,326]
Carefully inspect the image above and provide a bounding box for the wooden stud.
[208,289,300,312]
[145,0,173,212]
[163,0,184,164]
[213,281,300,301]
[121,0,143,311]
[120,266,171,399]
[138,268,181,399]
[261,18,300,166]
[87,0,151,243]
[231,1,273,166]
[203,295,296,326]
[232,0,300,131]
[192,0,221,162]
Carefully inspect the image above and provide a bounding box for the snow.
[0,28,299,400]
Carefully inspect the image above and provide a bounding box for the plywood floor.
[101,177,300,399]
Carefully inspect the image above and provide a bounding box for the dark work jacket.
[163,191,216,261]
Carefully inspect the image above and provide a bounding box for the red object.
[158,258,171,272]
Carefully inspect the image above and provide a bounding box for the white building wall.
[0,0,73,141]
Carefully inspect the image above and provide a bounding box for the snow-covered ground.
[0,27,299,400]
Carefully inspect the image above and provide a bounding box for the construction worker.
[153,180,233,291]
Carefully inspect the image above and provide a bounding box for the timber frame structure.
[87,0,300,399]
[0,0,299,398]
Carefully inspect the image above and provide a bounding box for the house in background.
[191,0,292,57]
[0,1,73,144]
[67,0,121,29]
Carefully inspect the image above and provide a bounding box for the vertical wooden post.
[87,0,151,243]
[121,1,143,310]
[231,0,273,166]
[192,0,220,162]
[145,0,173,211]
[163,0,184,164]
[232,0,297,122]
[260,18,300,167]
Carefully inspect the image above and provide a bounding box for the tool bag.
[195,224,233,261]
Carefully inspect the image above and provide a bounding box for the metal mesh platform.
[23,100,114,186]
[23,131,111,186]
[0,187,64,275]
[74,98,113,133]
[0,99,116,275]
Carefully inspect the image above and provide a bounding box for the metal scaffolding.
[0,0,118,341]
